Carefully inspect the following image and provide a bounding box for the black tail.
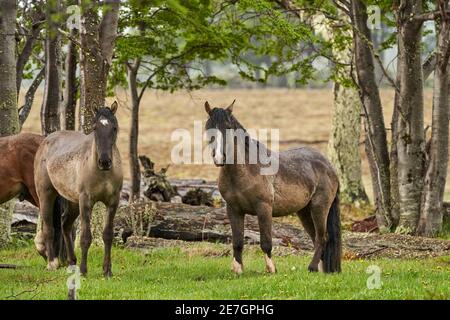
[52,196,68,263]
[322,191,342,273]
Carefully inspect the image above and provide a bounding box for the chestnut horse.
[204,101,341,274]
[34,102,123,277]
[0,133,43,206]
[0,133,66,257]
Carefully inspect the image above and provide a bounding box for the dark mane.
[206,108,246,131]
[206,107,269,154]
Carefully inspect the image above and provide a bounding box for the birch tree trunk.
[327,15,368,205]
[418,14,450,236]
[350,0,392,231]
[78,0,119,133]
[0,0,19,247]
[41,0,62,135]
[395,1,425,234]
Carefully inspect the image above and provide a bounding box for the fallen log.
[9,186,450,260]
[115,202,314,250]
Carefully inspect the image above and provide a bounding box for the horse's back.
[41,131,90,156]
[271,147,338,215]
[280,147,336,175]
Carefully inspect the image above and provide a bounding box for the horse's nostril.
[99,159,112,169]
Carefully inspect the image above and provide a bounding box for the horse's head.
[93,101,119,171]
[204,99,240,166]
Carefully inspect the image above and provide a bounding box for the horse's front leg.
[227,205,244,274]
[256,202,276,273]
[102,198,119,278]
[79,194,92,276]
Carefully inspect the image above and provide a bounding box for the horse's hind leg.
[256,202,276,273]
[62,202,79,266]
[79,194,93,276]
[103,199,119,278]
[39,192,59,270]
[308,197,331,272]
[297,205,315,241]
[227,205,244,274]
[298,206,324,272]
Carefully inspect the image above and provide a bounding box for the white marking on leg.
[318,260,324,273]
[231,258,243,274]
[47,258,59,271]
[265,254,277,273]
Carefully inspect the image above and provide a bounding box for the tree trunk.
[62,29,78,130]
[327,12,368,205]
[0,0,19,247]
[41,0,61,135]
[417,15,450,236]
[0,0,19,136]
[350,0,391,231]
[389,59,401,229]
[395,2,425,234]
[78,0,119,133]
[19,67,45,128]
[328,82,368,204]
[16,10,44,93]
[127,61,141,202]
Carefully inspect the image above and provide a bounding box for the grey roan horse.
[205,100,341,274]
[34,102,123,277]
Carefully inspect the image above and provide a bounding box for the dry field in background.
[21,88,439,200]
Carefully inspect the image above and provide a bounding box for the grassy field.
[21,88,443,199]
[0,241,449,300]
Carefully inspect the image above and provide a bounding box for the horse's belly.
[272,189,311,216]
[50,176,79,203]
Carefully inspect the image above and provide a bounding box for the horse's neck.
[222,136,277,178]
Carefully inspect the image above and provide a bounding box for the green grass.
[0,241,449,300]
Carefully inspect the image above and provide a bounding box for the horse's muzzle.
[98,159,112,171]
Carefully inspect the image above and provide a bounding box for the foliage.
[110,0,342,94]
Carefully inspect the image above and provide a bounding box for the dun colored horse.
[34,102,123,277]
[204,101,341,274]
[0,133,44,206]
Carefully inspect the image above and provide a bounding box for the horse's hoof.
[47,258,59,271]
[34,237,47,260]
[308,264,319,272]
[231,258,243,275]
[103,270,113,278]
[68,259,77,266]
[265,255,277,274]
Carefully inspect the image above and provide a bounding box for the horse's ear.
[205,101,212,115]
[110,101,118,114]
[226,99,236,113]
